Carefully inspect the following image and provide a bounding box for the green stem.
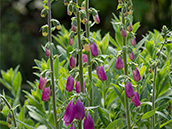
[0,95,17,127]
[122,12,131,129]
[152,67,157,128]
[76,2,84,93]
[85,0,93,106]
[79,120,82,129]
[103,81,106,108]
[47,0,59,128]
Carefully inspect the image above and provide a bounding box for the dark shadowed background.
[0,0,172,84]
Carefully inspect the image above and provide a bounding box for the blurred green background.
[0,0,172,83]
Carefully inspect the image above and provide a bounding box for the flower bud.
[69,123,75,129]
[64,0,70,6]
[82,54,88,65]
[96,65,107,81]
[120,29,127,37]
[39,76,47,90]
[80,10,88,24]
[133,68,141,82]
[129,51,135,60]
[84,113,94,129]
[81,1,85,10]
[69,37,74,46]
[41,8,48,18]
[131,92,141,107]
[127,24,133,32]
[115,56,124,70]
[149,66,152,73]
[51,19,61,30]
[67,2,73,16]
[41,25,48,37]
[71,17,78,32]
[130,37,137,47]
[74,99,85,120]
[76,81,86,93]
[69,56,76,69]
[45,48,50,57]
[63,99,75,126]
[66,75,74,92]
[125,81,135,98]
[92,8,100,24]
[90,42,99,57]
[83,44,90,52]
[41,87,51,102]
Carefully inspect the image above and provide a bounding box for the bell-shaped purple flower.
[69,123,75,129]
[82,54,88,65]
[127,24,133,32]
[39,76,47,90]
[133,68,141,82]
[115,56,124,70]
[129,51,135,60]
[63,99,75,126]
[74,99,85,120]
[41,87,50,102]
[93,14,100,24]
[45,48,50,57]
[90,42,99,57]
[72,25,77,32]
[120,29,127,37]
[131,92,141,107]
[69,37,74,46]
[76,81,86,93]
[125,81,135,98]
[96,65,107,81]
[66,75,74,92]
[130,38,137,47]
[84,113,94,129]
[69,56,76,69]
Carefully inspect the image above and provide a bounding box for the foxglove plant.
[133,68,141,82]
[69,55,77,69]
[90,42,99,57]
[115,56,124,70]
[96,65,107,81]
[84,113,94,129]
[66,75,74,92]
[41,87,51,102]
[74,99,85,120]
[38,76,47,90]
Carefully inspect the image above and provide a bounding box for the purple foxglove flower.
[45,48,50,57]
[90,42,99,57]
[125,81,135,98]
[82,54,88,65]
[39,76,47,90]
[129,51,135,60]
[69,56,76,69]
[93,14,100,24]
[131,92,141,107]
[84,113,94,129]
[76,81,86,93]
[74,99,85,120]
[96,65,107,81]
[127,24,133,32]
[41,87,50,102]
[120,29,127,37]
[69,37,74,46]
[63,99,75,126]
[66,75,74,92]
[130,38,137,47]
[72,25,77,32]
[133,68,141,82]
[115,56,124,70]
[69,123,75,129]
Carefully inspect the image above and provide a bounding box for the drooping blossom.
[130,38,137,47]
[82,54,88,65]
[125,81,135,98]
[115,56,124,70]
[39,76,47,90]
[84,113,94,129]
[133,68,141,82]
[63,99,75,126]
[41,87,50,102]
[66,75,74,92]
[69,56,76,69]
[93,14,100,24]
[83,44,90,52]
[90,42,99,57]
[120,29,127,37]
[76,81,86,93]
[131,92,141,107]
[69,37,74,46]
[74,99,85,120]
[45,48,50,57]
[127,24,133,32]
[96,65,107,81]
[129,51,135,60]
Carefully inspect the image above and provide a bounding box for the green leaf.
[98,107,110,127]
[145,40,155,57]
[16,119,36,129]
[106,118,124,129]
[102,33,109,53]
[155,111,169,120]
[0,78,12,90]
[13,72,22,95]
[132,22,140,33]
[160,119,172,128]
[54,56,59,79]
[141,108,157,119]
[109,36,121,50]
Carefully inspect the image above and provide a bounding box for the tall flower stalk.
[47,0,59,128]
[122,7,131,129]
[85,0,93,106]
